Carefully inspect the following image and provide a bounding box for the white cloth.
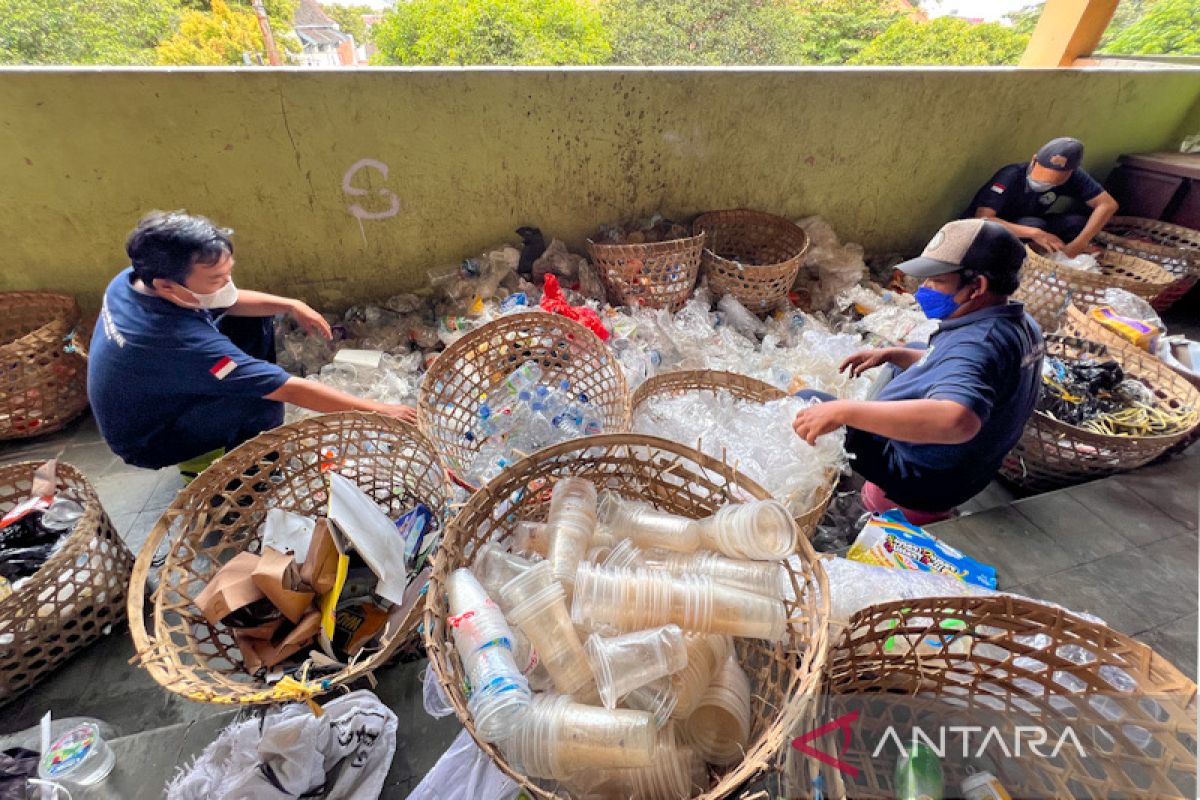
[167,690,397,800]
[407,729,517,800]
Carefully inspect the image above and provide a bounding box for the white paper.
[260,509,317,562]
[327,472,407,604]
[333,349,385,369]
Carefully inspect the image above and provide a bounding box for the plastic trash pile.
[448,478,798,797]
[631,393,846,516]
[1039,354,1197,436]
[0,460,84,601]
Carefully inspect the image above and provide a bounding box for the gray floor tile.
[1011,492,1130,565]
[1082,537,1198,633]
[1138,613,1198,681]
[92,468,162,517]
[1113,468,1198,531]
[1011,563,1146,635]
[59,440,121,481]
[1066,479,1190,546]
[142,470,185,514]
[940,506,1077,590]
[123,508,162,557]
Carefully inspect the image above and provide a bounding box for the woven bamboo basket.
[782,595,1197,799]
[1000,333,1200,492]
[417,312,630,488]
[587,233,705,312]
[0,292,89,440]
[629,369,839,540]
[693,210,810,315]
[128,413,449,705]
[1015,246,1175,332]
[1,462,132,706]
[424,434,830,799]
[1095,217,1200,312]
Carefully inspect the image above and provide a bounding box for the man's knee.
[1013,217,1048,231]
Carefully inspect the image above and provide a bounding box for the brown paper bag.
[194,552,265,627]
[300,519,341,595]
[253,547,316,624]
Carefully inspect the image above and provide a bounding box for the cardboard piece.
[332,601,390,656]
[235,611,322,672]
[194,552,266,627]
[232,618,287,674]
[301,519,341,595]
[252,547,316,624]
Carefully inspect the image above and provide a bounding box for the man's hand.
[840,349,893,378]
[792,401,847,445]
[289,300,332,339]
[1027,229,1065,253]
[373,402,419,424]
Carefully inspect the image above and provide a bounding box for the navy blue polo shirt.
[856,302,1043,510]
[965,163,1104,221]
[88,268,290,469]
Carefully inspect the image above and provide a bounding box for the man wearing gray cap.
[965,136,1118,258]
[792,219,1043,524]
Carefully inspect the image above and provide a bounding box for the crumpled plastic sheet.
[1051,251,1101,273]
[857,305,938,345]
[632,392,847,515]
[1097,287,1164,330]
[796,216,867,311]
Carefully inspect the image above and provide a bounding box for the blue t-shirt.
[88,268,290,468]
[872,302,1043,507]
[965,163,1104,221]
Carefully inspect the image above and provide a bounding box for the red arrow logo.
[791,709,860,778]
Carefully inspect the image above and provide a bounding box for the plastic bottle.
[597,492,701,552]
[502,561,597,701]
[544,477,598,594]
[671,634,732,720]
[585,625,688,709]
[693,499,798,560]
[894,742,944,800]
[681,654,752,767]
[445,569,531,742]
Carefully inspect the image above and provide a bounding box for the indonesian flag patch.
[210,356,237,380]
[990,183,1006,194]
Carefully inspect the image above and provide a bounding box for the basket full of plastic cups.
[423,433,830,799]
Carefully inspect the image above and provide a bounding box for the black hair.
[125,210,234,285]
[959,264,1020,297]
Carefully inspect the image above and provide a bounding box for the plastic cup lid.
[39,722,100,777]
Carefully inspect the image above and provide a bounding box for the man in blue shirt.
[89,211,417,475]
[793,219,1043,522]
[965,137,1118,259]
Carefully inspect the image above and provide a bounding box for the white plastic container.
[38,721,115,787]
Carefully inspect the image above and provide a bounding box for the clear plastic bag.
[408,729,519,800]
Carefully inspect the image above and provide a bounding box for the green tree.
[0,0,180,64]
[603,0,800,65]
[851,16,1029,65]
[1005,2,1044,36]
[322,3,372,44]
[788,0,903,65]
[371,0,610,65]
[1103,0,1198,55]
[156,0,267,64]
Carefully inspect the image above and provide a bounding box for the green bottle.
[894,742,944,800]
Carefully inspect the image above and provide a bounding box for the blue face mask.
[914,286,961,320]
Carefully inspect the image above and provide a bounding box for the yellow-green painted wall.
[2,67,1198,309]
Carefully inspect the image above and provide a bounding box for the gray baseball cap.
[1035,137,1084,172]
[898,219,1026,279]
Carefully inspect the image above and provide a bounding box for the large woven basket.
[784,595,1196,799]
[1015,246,1175,332]
[693,210,810,315]
[1000,333,1199,492]
[417,312,630,488]
[128,413,449,705]
[1095,217,1200,312]
[587,233,705,312]
[630,369,839,540]
[1,462,132,706]
[424,434,830,799]
[0,292,89,440]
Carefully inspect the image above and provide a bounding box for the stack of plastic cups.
[510,520,550,558]
[693,499,798,560]
[473,543,535,610]
[643,547,786,598]
[572,563,787,641]
[683,654,753,767]
[585,624,688,709]
[502,560,597,701]
[602,537,646,571]
[445,569,531,742]
[598,492,701,552]
[503,693,657,780]
[563,723,708,800]
[671,634,732,721]
[622,676,677,728]
[545,477,598,596]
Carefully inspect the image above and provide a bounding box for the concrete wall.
[2,67,1198,309]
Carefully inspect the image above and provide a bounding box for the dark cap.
[897,219,1026,279]
[1035,137,1084,172]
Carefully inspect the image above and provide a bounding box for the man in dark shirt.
[89,211,418,475]
[792,219,1043,523]
[964,137,1118,258]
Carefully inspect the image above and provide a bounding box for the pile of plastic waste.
[449,478,798,797]
[592,215,691,245]
[0,460,84,601]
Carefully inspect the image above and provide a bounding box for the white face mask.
[1026,176,1056,193]
[180,279,239,309]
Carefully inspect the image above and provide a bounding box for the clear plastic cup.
[671,634,732,720]
[446,568,532,742]
[571,563,787,641]
[585,624,688,709]
[597,492,700,552]
[473,543,535,610]
[511,521,550,558]
[602,538,646,571]
[683,654,753,767]
[503,561,597,701]
[694,500,798,560]
[546,478,598,594]
[503,693,656,778]
[622,676,678,728]
[562,723,708,800]
[643,547,786,598]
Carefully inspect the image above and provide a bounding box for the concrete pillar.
[1019,0,1119,68]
